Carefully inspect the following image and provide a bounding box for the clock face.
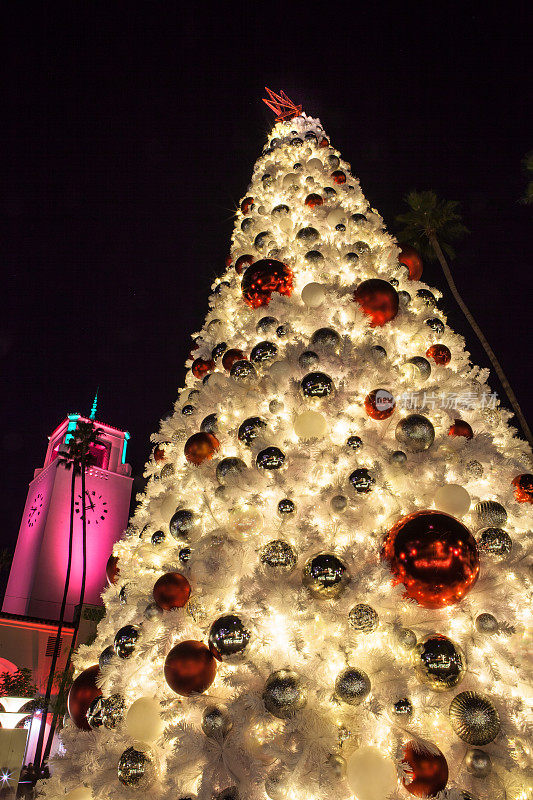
[75,490,109,525]
[27,492,44,527]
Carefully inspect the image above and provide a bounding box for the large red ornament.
[222,349,247,371]
[184,432,220,465]
[382,510,479,609]
[235,254,254,275]
[153,572,191,610]
[240,197,254,214]
[331,170,346,184]
[191,357,215,379]
[153,443,170,463]
[67,665,102,731]
[305,193,323,209]
[354,279,399,327]
[364,389,396,420]
[402,740,448,797]
[319,137,329,148]
[399,245,423,281]
[512,473,533,504]
[241,259,294,309]
[225,255,233,268]
[426,344,451,365]
[448,419,473,440]
[164,640,217,696]
[105,554,120,586]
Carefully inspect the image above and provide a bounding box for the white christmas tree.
[42,93,532,800]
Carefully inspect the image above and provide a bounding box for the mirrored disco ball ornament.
[475,613,498,634]
[412,634,466,691]
[348,603,379,633]
[208,615,250,661]
[216,457,247,483]
[260,540,297,572]
[449,691,500,745]
[278,498,295,515]
[382,510,479,608]
[300,371,334,401]
[201,706,233,740]
[310,327,341,352]
[335,667,371,705]
[395,414,435,452]
[118,746,155,789]
[426,317,445,335]
[200,413,218,433]
[465,748,492,777]
[102,694,125,729]
[251,341,278,363]
[263,669,306,718]
[303,552,349,599]
[241,259,293,308]
[230,360,257,382]
[238,416,267,445]
[474,500,507,527]
[349,468,375,493]
[86,696,104,729]
[346,435,363,451]
[169,509,195,540]
[477,527,512,557]
[114,625,140,659]
[256,447,285,469]
[151,530,166,545]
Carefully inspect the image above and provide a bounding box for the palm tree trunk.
[429,234,533,449]
[33,466,77,774]
[43,458,89,762]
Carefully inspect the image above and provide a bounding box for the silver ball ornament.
[327,754,347,779]
[216,457,247,484]
[465,748,492,778]
[117,746,155,789]
[395,414,435,452]
[330,494,348,512]
[348,604,378,633]
[260,540,297,572]
[208,615,250,660]
[394,627,417,649]
[466,460,484,478]
[263,669,306,718]
[404,356,432,380]
[230,360,257,383]
[310,327,341,353]
[391,450,407,464]
[477,527,512,557]
[474,501,507,527]
[334,667,371,706]
[449,691,500,745]
[99,645,115,670]
[298,350,319,369]
[201,706,233,739]
[86,696,104,729]
[114,625,140,659]
[475,613,498,634]
[393,697,413,717]
[303,552,349,599]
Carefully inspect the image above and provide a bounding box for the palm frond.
[394,190,468,260]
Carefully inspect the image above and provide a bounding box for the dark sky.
[1,4,532,556]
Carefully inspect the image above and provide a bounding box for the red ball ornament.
[402,740,448,797]
[241,259,294,309]
[364,389,396,420]
[67,665,102,731]
[512,473,533,504]
[235,254,254,275]
[319,137,329,148]
[191,357,215,379]
[331,170,346,184]
[105,554,120,586]
[354,279,399,327]
[240,196,254,214]
[184,432,220,465]
[164,640,217,696]
[399,245,423,281]
[305,193,323,209]
[222,349,247,371]
[448,419,473,440]
[426,344,451,365]
[225,254,233,268]
[153,442,170,463]
[382,510,479,609]
[153,572,191,610]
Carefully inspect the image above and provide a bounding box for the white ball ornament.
[346,746,397,800]
[125,697,164,743]
[301,282,325,308]
[269,360,291,383]
[293,410,327,440]
[65,789,92,800]
[159,493,179,524]
[327,207,346,228]
[434,484,471,516]
[230,507,263,537]
[306,157,324,172]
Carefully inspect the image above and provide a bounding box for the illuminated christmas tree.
[44,93,532,800]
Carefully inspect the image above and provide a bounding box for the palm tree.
[395,190,533,449]
[41,421,103,764]
[522,151,533,205]
[33,421,102,774]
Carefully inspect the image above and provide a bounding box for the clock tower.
[2,412,133,622]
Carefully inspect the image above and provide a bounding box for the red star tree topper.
[262,87,302,121]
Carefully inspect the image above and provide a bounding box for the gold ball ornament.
[449,691,500,745]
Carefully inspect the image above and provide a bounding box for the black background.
[1,4,532,561]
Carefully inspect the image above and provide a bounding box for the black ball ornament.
[170,509,195,540]
[300,372,334,401]
[256,447,285,470]
[216,457,247,484]
[238,416,267,446]
[211,342,227,360]
[200,413,218,434]
[296,226,319,244]
[346,435,363,451]
[310,327,341,352]
[251,341,278,363]
[114,625,140,659]
[335,667,371,705]
[99,645,115,670]
[417,288,437,307]
[181,404,195,416]
[275,324,289,338]
[305,249,324,263]
[349,468,375,493]
[257,316,278,335]
[278,498,296,515]
[299,350,319,369]
[303,553,349,599]
[412,634,466,691]
[151,530,166,545]
[179,547,191,564]
[208,615,250,661]
[426,317,445,335]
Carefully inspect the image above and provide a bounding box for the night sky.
[2,5,532,558]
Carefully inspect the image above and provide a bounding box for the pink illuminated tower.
[3,408,133,622]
